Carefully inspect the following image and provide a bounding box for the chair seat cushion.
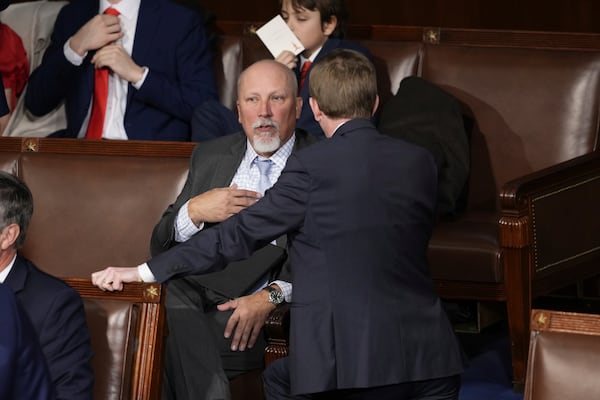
[428,211,502,283]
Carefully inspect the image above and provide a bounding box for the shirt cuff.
[132,67,149,89]
[64,38,85,66]
[271,280,292,303]
[138,263,157,283]
[174,200,204,242]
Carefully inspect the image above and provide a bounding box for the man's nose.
[258,100,272,117]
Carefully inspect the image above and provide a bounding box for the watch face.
[269,290,284,305]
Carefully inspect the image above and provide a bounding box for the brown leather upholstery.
[19,149,190,277]
[84,298,138,400]
[524,309,600,399]
[63,278,166,400]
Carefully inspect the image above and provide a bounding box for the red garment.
[299,60,312,91]
[85,7,120,139]
[0,23,29,110]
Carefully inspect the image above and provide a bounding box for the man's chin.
[253,136,281,154]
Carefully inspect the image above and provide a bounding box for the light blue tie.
[255,158,273,195]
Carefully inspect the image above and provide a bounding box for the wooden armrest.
[499,151,600,281]
[264,303,290,366]
[500,152,600,209]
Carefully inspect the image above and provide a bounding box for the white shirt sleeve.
[174,200,205,242]
[64,38,86,66]
[137,263,156,283]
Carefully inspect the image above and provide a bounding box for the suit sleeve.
[148,154,310,283]
[38,286,94,400]
[25,7,85,117]
[132,10,217,122]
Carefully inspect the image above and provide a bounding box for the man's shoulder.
[155,0,208,22]
[294,128,321,149]
[17,256,78,297]
[193,131,245,154]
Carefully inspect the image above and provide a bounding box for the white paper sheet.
[256,15,305,58]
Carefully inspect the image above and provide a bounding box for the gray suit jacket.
[150,129,318,295]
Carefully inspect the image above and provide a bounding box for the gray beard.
[252,133,281,154]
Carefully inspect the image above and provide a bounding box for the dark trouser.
[264,357,461,400]
[162,277,266,400]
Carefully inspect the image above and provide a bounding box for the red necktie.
[299,61,312,91]
[85,7,120,140]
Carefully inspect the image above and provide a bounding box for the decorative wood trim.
[499,215,530,248]
[531,309,600,335]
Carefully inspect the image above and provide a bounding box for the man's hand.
[91,44,145,83]
[275,50,298,70]
[70,13,123,56]
[217,290,276,351]
[188,184,261,227]
[91,266,141,291]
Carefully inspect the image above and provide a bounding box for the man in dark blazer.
[25,0,217,141]
[150,59,318,399]
[92,50,464,399]
[0,172,94,400]
[0,283,54,400]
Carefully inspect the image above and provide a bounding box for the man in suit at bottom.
[92,49,464,399]
[150,59,318,399]
[0,283,54,400]
[0,172,94,400]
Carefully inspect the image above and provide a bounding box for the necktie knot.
[299,61,312,91]
[104,7,119,16]
[255,158,273,195]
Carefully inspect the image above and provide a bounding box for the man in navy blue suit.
[0,172,94,400]
[25,0,218,141]
[0,283,54,400]
[92,49,463,399]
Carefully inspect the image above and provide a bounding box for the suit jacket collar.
[3,254,28,294]
[332,118,376,138]
[210,132,247,188]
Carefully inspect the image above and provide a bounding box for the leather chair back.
[525,309,600,400]
[84,298,138,400]
[19,151,189,277]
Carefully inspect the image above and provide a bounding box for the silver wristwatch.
[263,286,285,305]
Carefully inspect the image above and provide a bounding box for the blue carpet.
[458,324,524,400]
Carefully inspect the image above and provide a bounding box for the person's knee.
[263,357,291,398]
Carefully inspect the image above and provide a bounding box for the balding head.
[236,60,302,157]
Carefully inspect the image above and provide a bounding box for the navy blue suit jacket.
[5,255,94,400]
[0,283,54,400]
[295,39,372,138]
[25,0,218,141]
[0,73,8,117]
[146,119,464,394]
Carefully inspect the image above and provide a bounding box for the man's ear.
[309,97,322,121]
[0,224,20,251]
[236,101,242,124]
[296,97,303,119]
[372,95,380,116]
[322,15,337,37]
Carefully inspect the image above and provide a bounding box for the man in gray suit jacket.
[149,59,318,399]
[93,50,463,399]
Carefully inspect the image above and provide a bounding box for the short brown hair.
[309,49,377,119]
[279,0,348,38]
